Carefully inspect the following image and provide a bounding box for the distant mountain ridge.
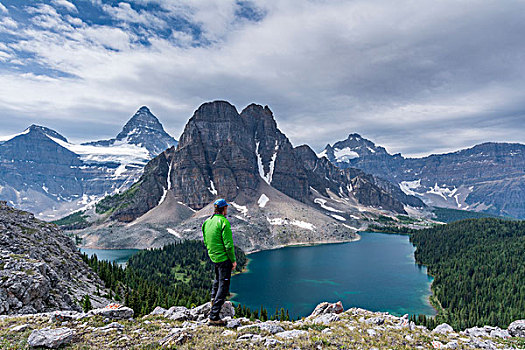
[318,134,525,219]
[75,101,426,252]
[0,107,177,220]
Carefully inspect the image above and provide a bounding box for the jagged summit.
[84,106,177,156]
[116,106,166,140]
[318,133,389,163]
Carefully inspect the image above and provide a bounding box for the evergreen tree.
[82,295,92,312]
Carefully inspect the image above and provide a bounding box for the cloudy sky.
[0,0,524,157]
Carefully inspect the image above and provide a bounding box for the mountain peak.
[26,124,68,142]
[83,107,177,156]
[117,106,164,139]
[319,133,390,163]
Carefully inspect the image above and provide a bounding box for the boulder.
[237,333,263,342]
[148,306,167,316]
[508,320,525,338]
[9,324,29,332]
[189,301,235,321]
[445,341,458,349]
[238,322,285,334]
[88,305,134,320]
[313,313,340,325]
[275,329,308,339]
[27,327,73,348]
[464,326,488,338]
[264,337,283,347]
[226,318,242,328]
[308,301,344,319]
[432,323,454,334]
[365,317,384,326]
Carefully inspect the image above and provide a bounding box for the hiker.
[202,198,237,326]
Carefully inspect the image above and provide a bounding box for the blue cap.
[214,198,229,208]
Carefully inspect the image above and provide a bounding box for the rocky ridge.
[0,107,177,221]
[319,134,525,219]
[0,201,110,315]
[1,301,523,349]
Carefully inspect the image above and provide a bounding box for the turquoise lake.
[230,232,436,319]
[79,248,139,266]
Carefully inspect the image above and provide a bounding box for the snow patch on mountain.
[255,141,278,184]
[257,194,269,208]
[48,136,150,166]
[266,217,316,231]
[231,202,248,216]
[208,180,217,195]
[314,198,344,213]
[331,214,346,221]
[399,180,422,196]
[427,183,456,200]
[334,147,359,162]
[167,228,181,238]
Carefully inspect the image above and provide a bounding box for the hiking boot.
[208,318,227,326]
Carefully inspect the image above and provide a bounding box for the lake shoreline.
[244,233,362,255]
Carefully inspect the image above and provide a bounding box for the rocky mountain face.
[319,134,525,219]
[76,101,426,251]
[1,300,524,349]
[0,107,177,221]
[84,106,177,157]
[0,201,110,315]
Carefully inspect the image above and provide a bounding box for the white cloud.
[0,2,7,13]
[51,0,78,13]
[102,2,166,29]
[0,0,524,157]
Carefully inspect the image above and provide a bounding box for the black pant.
[210,259,232,320]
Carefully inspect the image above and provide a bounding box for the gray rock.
[189,301,235,321]
[313,313,340,325]
[365,317,384,326]
[168,310,190,322]
[27,327,73,348]
[432,323,454,334]
[464,326,488,338]
[221,330,235,336]
[226,318,242,328]
[366,329,377,337]
[275,329,308,339]
[164,306,188,318]
[445,341,458,349]
[98,322,124,331]
[237,333,263,342]
[264,337,283,347]
[238,322,284,335]
[9,324,29,332]
[88,306,134,320]
[148,306,167,316]
[468,338,497,349]
[489,328,510,339]
[508,320,525,338]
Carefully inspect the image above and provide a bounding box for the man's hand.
[232,261,237,271]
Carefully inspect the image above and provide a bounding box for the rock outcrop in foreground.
[0,202,110,315]
[1,301,523,349]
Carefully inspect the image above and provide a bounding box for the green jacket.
[202,214,236,263]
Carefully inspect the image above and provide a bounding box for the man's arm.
[221,220,236,264]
